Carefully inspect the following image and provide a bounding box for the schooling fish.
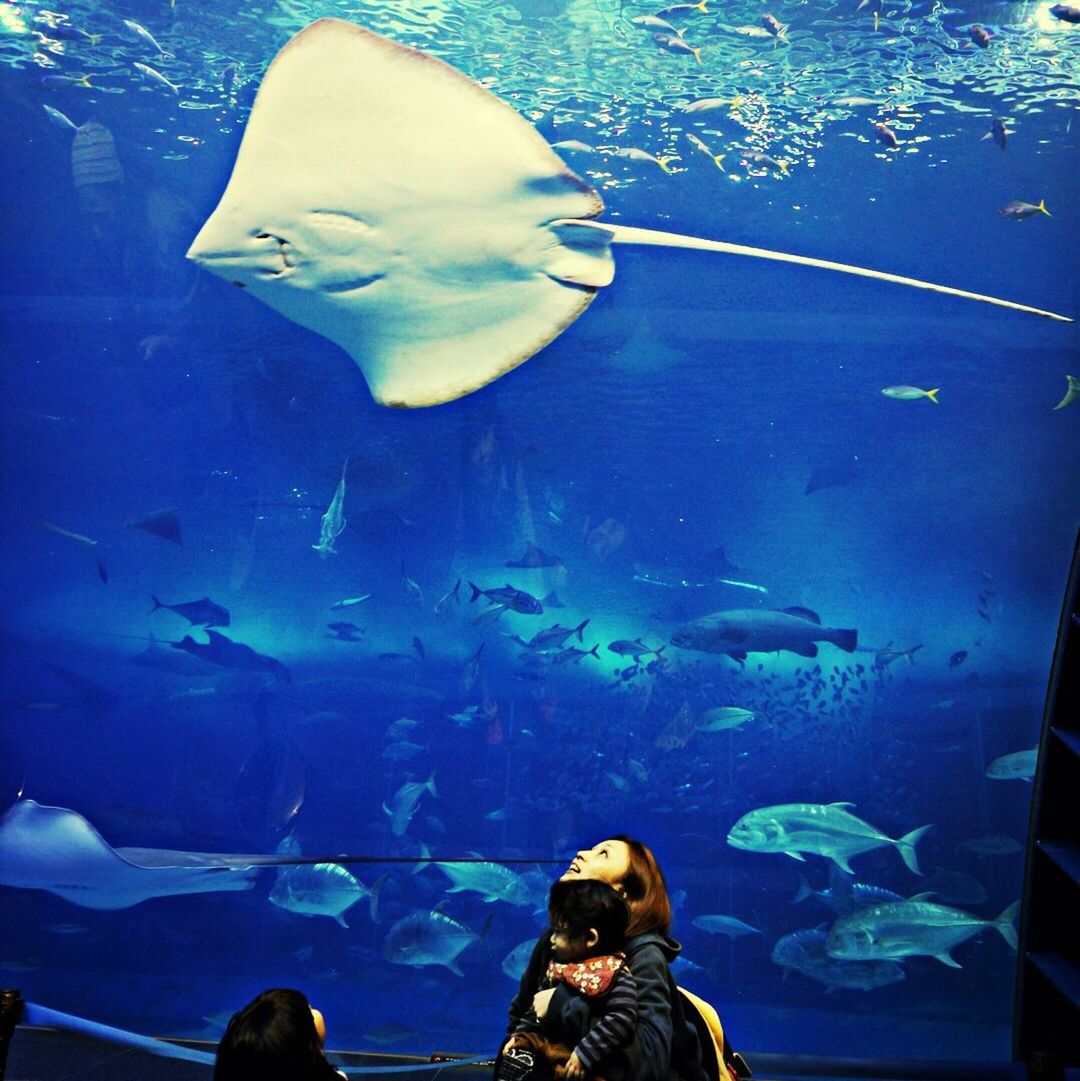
[469,582,543,614]
[434,579,462,617]
[873,122,900,149]
[686,133,725,171]
[881,385,939,402]
[42,104,78,131]
[742,151,790,175]
[270,863,386,927]
[330,593,371,609]
[608,639,666,661]
[40,73,92,89]
[1000,199,1050,220]
[123,19,168,56]
[1053,374,1080,410]
[653,32,701,61]
[761,13,787,38]
[383,772,437,837]
[151,595,230,627]
[383,907,485,975]
[133,62,180,95]
[313,459,348,558]
[982,118,1008,151]
[630,14,680,33]
[1049,3,1080,21]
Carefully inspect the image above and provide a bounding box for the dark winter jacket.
[506,931,707,1081]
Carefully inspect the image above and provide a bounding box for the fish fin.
[1038,199,1050,216]
[368,872,390,923]
[832,630,858,653]
[468,582,482,603]
[935,952,962,969]
[829,801,856,807]
[727,650,747,663]
[588,644,599,657]
[335,913,349,929]
[926,388,940,403]
[792,874,813,903]
[784,851,807,862]
[896,824,933,875]
[995,901,1020,949]
[381,802,392,818]
[446,961,465,977]
[781,607,821,623]
[790,643,819,658]
[907,891,936,902]
[575,619,590,641]
[980,131,992,141]
[427,770,438,797]
[831,855,856,874]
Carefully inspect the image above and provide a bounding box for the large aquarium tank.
[1,0,1078,1070]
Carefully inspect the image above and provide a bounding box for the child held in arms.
[502,879,637,1080]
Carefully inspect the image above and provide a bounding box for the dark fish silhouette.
[982,118,1007,152]
[172,630,290,682]
[947,650,968,668]
[127,509,182,544]
[969,23,992,47]
[505,543,564,568]
[95,557,108,584]
[1050,3,1080,21]
[327,622,363,641]
[151,595,230,627]
[541,590,565,609]
[469,582,543,614]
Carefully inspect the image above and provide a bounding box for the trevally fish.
[435,860,532,905]
[691,914,761,938]
[383,907,486,975]
[511,621,590,651]
[772,928,906,992]
[469,582,543,614]
[608,639,665,661]
[881,385,939,403]
[382,772,437,836]
[986,747,1037,781]
[434,579,462,617]
[270,863,387,927]
[151,595,230,627]
[672,607,857,661]
[826,898,1019,968]
[727,802,932,874]
[313,458,348,558]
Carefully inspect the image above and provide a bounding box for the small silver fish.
[133,61,179,95]
[123,19,168,56]
[881,385,939,402]
[631,14,680,33]
[653,32,701,61]
[1000,199,1050,220]
[873,122,899,149]
[42,104,78,130]
[1052,374,1080,410]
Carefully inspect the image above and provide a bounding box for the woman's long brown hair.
[611,834,672,937]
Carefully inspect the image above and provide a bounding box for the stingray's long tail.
[565,220,1073,323]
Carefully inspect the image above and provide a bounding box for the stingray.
[188,19,1072,409]
[0,800,260,909]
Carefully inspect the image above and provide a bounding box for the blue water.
[1,0,1078,1066]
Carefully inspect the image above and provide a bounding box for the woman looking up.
[504,836,706,1081]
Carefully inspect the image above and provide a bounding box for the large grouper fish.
[671,606,856,660]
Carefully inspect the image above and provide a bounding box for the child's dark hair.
[548,878,630,953]
[213,988,339,1081]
